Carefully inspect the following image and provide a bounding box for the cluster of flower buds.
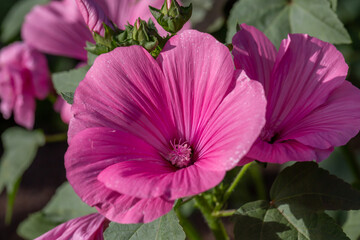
[149,0,192,34]
[85,0,191,58]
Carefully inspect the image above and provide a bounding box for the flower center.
[167,140,192,168]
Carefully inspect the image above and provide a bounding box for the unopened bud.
[149,0,192,34]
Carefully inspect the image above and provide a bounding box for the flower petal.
[98,160,225,200]
[157,30,235,143]
[22,0,92,60]
[195,71,267,170]
[245,138,333,164]
[75,0,113,35]
[232,23,277,95]
[69,46,174,152]
[281,81,360,149]
[266,34,348,134]
[35,213,106,240]
[65,127,173,223]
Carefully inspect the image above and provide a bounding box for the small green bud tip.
[166,0,172,10]
[135,18,141,29]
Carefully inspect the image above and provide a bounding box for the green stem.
[212,209,236,218]
[341,145,360,181]
[5,177,22,225]
[215,162,254,212]
[45,133,67,143]
[195,195,229,240]
[175,208,202,240]
[249,164,267,200]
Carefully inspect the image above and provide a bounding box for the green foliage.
[104,210,186,240]
[343,210,360,240]
[234,162,360,240]
[17,182,96,239]
[227,0,351,47]
[0,127,45,193]
[0,127,45,224]
[235,201,349,240]
[52,65,90,104]
[0,0,49,43]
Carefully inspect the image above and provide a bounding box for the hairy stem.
[215,162,254,212]
[195,195,229,240]
[45,133,67,143]
[175,208,202,240]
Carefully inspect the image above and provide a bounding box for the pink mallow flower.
[233,24,360,164]
[35,213,108,240]
[65,30,267,223]
[54,97,73,124]
[21,0,177,61]
[0,42,50,129]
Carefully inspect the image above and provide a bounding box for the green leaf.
[343,210,360,240]
[104,210,186,240]
[1,0,50,43]
[0,127,45,193]
[52,65,90,104]
[270,162,360,211]
[234,200,350,240]
[17,182,96,239]
[17,212,59,240]
[233,162,360,239]
[328,0,338,11]
[227,0,351,47]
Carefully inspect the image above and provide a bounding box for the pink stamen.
[167,139,192,168]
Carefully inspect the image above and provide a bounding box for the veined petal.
[266,34,348,134]
[281,81,360,149]
[22,0,92,60]
[195,71,267,170]
[232,23,277,95]
[35,213,106,240]
[157,30,235,144]
[75,0,113,35]
[65,127,173,223]
[98,160,225,200]
[245,138,333,164]
[69,45,175,152]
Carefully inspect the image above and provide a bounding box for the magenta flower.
[232,24,360,164]
[65,30,266,223]
[0,42,50,129]
[21,0,179,61]
[54,97,72,124]
[35,213,107,240]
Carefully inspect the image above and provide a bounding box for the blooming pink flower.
[65,30,266,223]
[0,42,50,129]
[35,213,107,240]
[54,97,72,124]
[21,0,185,61]
[233,24,360,164]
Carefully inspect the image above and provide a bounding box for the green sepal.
[149,0,192,34]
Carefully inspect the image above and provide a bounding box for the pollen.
[167,139,192,168]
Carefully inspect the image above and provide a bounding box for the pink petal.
[232,23,277,95]
[245,138,333,164]
[75,0,113,35]
[22,46,51,99]
[195,71,267,170]
[281,81,360,149]
[65,127,173,223]
[69,45,174,153]
[35,213,106,240]
[22,0,92,60]
[0,68,15,119]
[13,93,35,130]
[266,34,348,133]
[98,160,225,200]
[157,30,236,144]
[54,96,73,124]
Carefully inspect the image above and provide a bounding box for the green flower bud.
[149,0,192,34]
